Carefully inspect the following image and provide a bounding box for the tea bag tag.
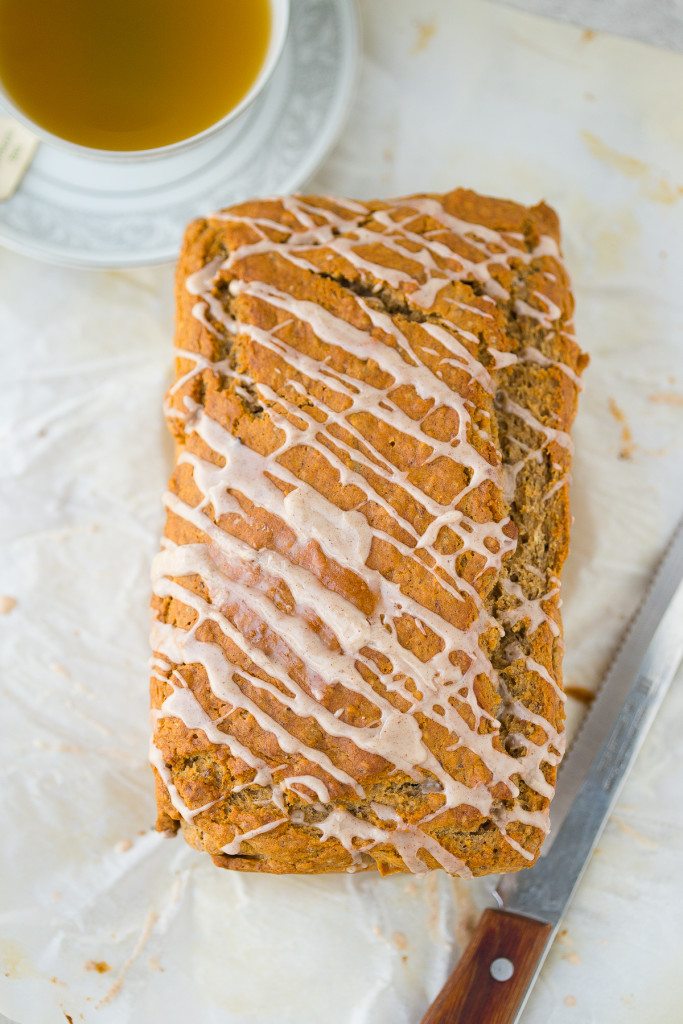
[0,118,38,201]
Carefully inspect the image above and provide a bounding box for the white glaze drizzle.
[151,192,580,873]
[520,345,583,388]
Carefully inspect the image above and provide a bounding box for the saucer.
[0,0,358,269]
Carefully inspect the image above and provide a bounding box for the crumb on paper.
[148,956,164,972]
[372,924,383,939]
[115,838,133,853]
[558,929,582,966]
[649,391,683,407]
[412,20,436,54]
[564,995,577,1007]
[85,960,111,974]
[565,685,595,705]
[608,398,635,459]
[0,595,17,615]
[64,1015,74,1024]
[392,931,408,951]
[581,29,596,43]
[558,928,576,960]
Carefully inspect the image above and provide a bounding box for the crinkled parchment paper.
[1,2,682,1022]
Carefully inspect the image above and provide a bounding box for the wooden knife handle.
[420,909,552,1024]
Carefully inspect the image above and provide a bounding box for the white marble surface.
[497,0,683,52]
[1,2,683,1022]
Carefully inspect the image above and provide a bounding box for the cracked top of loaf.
[150,188,587,876]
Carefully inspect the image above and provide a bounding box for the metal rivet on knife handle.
[420,909,552,1024]
[490,957,515,982]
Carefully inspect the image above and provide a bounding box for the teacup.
[0,0,289,161]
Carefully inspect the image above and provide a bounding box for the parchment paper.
[1,2,682,1022]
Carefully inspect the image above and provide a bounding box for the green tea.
[0,0,271,151]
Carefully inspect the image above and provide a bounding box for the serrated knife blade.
[547,515,683,842]
[422,516,683,1024]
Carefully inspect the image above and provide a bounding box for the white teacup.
[0,0,289,161]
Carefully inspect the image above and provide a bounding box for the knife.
[421,516,683,1024]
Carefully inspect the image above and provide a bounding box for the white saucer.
[0,0,358,269]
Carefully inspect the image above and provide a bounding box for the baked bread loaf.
[150,188,587,876]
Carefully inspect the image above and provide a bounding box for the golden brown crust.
[151,188,587,876]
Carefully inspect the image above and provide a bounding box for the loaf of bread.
[150,188,587,876]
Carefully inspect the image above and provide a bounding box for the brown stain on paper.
[96,910,158,1009]
[450,877,480,954]
[413,20,436,54]
[582,131,683,206]
[612,815,658,849]
[583,131,647,178]
[608,398,635,459]
[649,391,683,407]
[85,960,111,974]
[558,928,581,963]
[1,939,35,979]
[593,207,639,272]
